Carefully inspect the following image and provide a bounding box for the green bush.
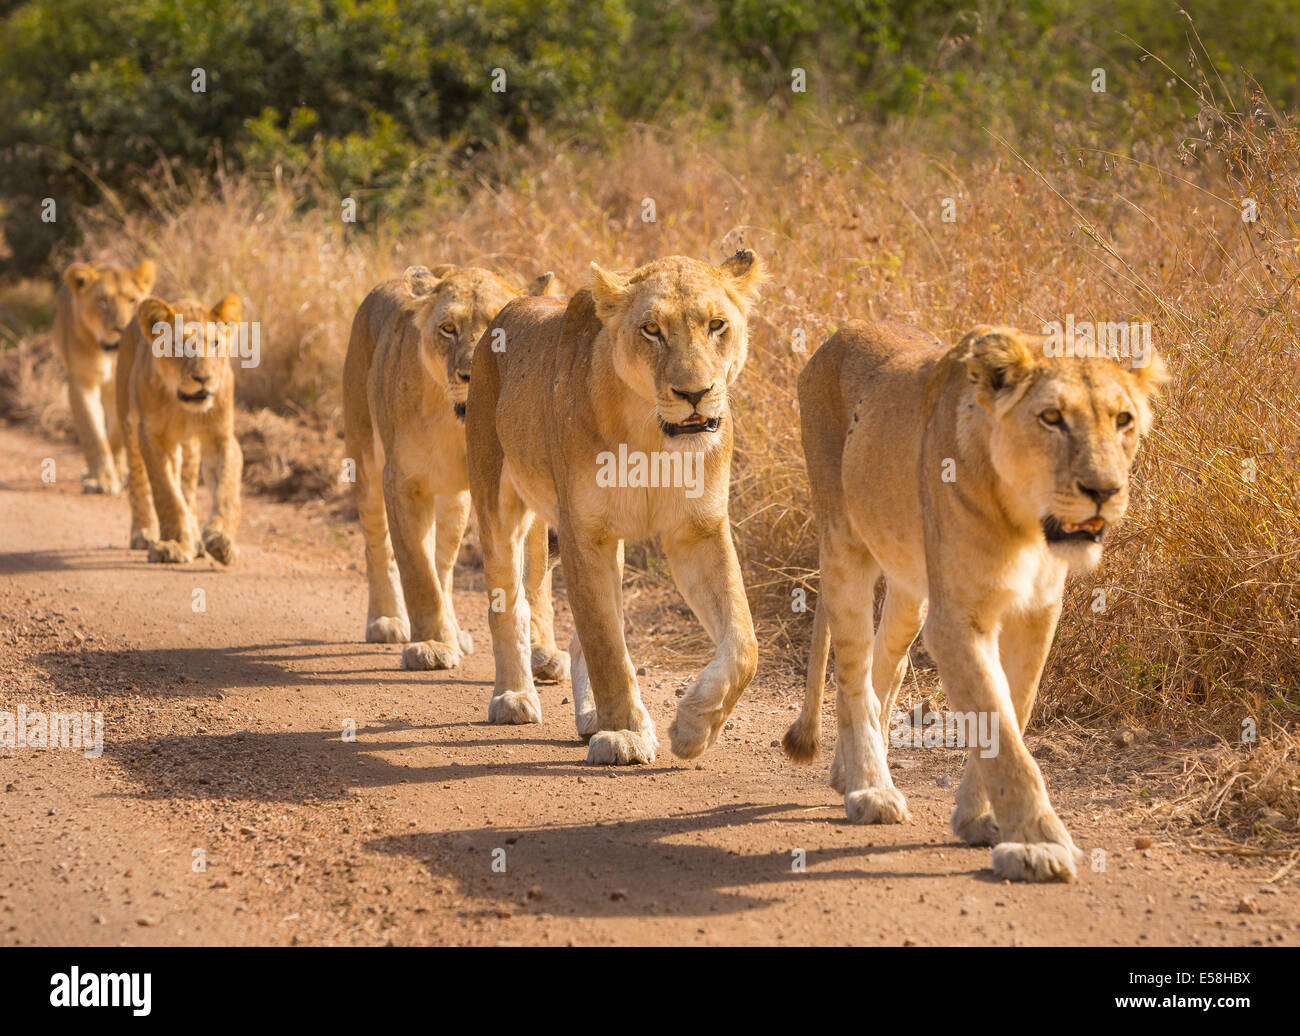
[1,0,1297,274]
[0,0,631,272]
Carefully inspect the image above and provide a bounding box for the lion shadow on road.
[97,720,991,905]
[97,717,670,804]
[0,547,147,575]
[366,804,984,920]
[33,638,482,701]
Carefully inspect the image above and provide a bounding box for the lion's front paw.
[531,646,570,684]
[203,532,238,566]
[129,528,158,551]
[587,728,657,765]
[488,689,542,725]
[366,616,409,643]
[668,699,723,760]
[953,808,1001,847]
[669,670,739,760]
[402,640,462,671]
[990,841,1081,883]
[148,539,194,564]
[845,787,911,825]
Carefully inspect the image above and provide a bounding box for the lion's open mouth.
[453,402,467,421]
[659,413,721,437]
[100,342,119,353]
[1043,515,1106,544]
[177,388,211,404]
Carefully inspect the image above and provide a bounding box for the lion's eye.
[1039,409,1064,428]
[641,321,662,341]
[1116,411,1133,429]
[439,322,456,338]
[708,318,726,333]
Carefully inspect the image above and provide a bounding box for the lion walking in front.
[785,320,1168,882]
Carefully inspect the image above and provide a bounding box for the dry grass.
[1159,730,1300,848]
[3,89,1298,761]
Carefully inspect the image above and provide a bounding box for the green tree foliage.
[1,0,1296,273]
[0,0,631,271]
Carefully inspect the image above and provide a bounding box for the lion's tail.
[783,594,829,763]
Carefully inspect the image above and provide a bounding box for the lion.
[52,260,156,494]
[465,250,766,765]
[342,264,566,675]
[115,294,244,565]
[783,320,1168,881]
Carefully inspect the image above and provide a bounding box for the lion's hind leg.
[871,587,926,733]
[385,465,465,672]
[355,433,408,644]
[568,634,599,739]
[433,490,473,657]
[70,377,120,494]
[951,754,999,846]
[820,525,910,824]
[479,476,542,725]
[526,518,569,684]
[122,407,158,550]
[783,595,829,763]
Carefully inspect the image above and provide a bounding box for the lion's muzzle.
[659,413,721,437]
[1042,515,1106,544]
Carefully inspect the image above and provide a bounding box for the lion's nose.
[672,385,712,408]
[1077,481,1120,505]
[193,373,210,385]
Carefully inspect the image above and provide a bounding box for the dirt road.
[0,423,1295,946]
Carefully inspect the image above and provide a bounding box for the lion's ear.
[64,263,99,292]
[134,259,156,294]
[1127,347,1170,397]
[587,262,630,323]
[403,266,442,299]
[527,271,557,297]
[719,248,766,309]
[960,325,1036,404]
[137,297,174,335]
[1125,347,1170,434]
[211,294,242,324]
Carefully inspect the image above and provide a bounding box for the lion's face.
[64,260,156,351]
[588,251,765,449]
[138,295,242,413]
[404,265,556,419]
[963,325,1169,571]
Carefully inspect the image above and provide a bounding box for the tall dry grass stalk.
[23,95,1297,740]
